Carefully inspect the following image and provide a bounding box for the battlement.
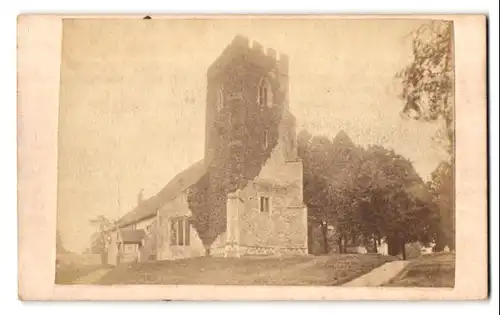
[207,35,289,78]
[230,35,288,63]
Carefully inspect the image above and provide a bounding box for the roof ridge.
[116,159,206,227]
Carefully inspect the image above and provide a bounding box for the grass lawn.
[97,253,397,285]
[384,252,455,287]
[56,264,106,284]
[55,253,107,284]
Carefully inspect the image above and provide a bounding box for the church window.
[259,196,271,213]
[216,86,224,112]
[262,131,269,150]
[258,78,273,108]
[170,216,191,246]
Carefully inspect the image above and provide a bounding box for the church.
[105,35,308,265]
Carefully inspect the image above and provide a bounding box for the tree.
[298,130,335,253]
[299,130,370,254]
[396,20,454,155]
[397,21,455,253]
[428,161,455,251]
[89,215,115,265]
[299,130,437,258]
[327,131,367,253]
[374,147,436,257]
[339,145,437,258]
[365,183,435,259]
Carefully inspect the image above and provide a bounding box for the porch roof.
[119,229,146,244]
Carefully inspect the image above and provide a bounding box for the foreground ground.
[55,253,107,284]
[96,254,397,285]
[343,260,410,287]
[384,252,455,287]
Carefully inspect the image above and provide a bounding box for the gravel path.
[342,260,410,287]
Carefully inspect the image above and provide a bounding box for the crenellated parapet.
[207,35,289,79]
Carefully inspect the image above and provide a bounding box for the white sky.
[57,18,449,253]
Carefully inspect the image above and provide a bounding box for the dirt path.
[71,268,113,284]
[342,260,410,287]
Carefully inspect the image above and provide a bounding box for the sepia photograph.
[53,17,457,287]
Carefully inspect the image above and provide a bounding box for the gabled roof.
[117,159,207,228]
[119,229,146,244]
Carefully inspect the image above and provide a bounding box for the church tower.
[204,35,295,168]
[199,36,307,257]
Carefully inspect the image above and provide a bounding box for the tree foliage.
[299,130,438,257]
[346,145,436,258]
[89,215,115,257]
[396,21,454,155]
[428,160,455,251]
[396,21,455,252]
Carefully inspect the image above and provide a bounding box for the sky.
[57,18,450,253]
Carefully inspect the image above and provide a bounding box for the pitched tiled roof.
[119,229,146,244]
[117,159,207,227]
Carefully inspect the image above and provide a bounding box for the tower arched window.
[258,78,273,108]
[216,85,224,112]
[262,131,269,150]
